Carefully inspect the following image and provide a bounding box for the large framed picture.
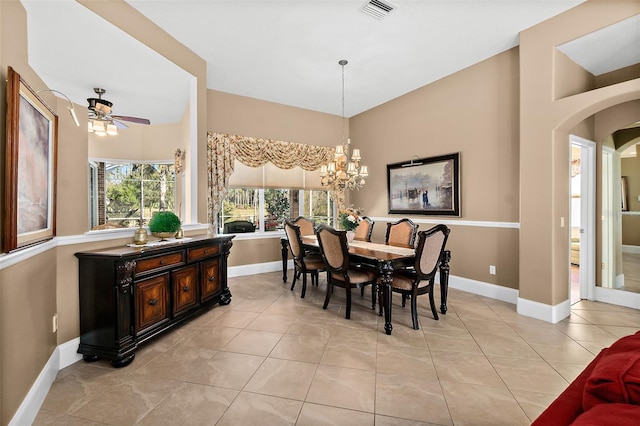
[387,152,460,216]
[4,66,58,252]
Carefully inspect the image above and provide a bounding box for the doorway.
[569,135,596,304]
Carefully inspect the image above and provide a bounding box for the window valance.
[209,132,333,170]
[207,132,334,225]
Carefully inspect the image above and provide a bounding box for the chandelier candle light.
[320,60,368,207]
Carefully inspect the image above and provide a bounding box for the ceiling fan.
[87,88,150,135]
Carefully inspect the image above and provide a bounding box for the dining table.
[280,235,451,335]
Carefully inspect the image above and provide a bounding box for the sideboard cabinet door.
[135,274,170,334]
[200,258,220,302]
[172,265,198,316]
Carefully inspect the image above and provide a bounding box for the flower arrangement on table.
[338,207,362,232]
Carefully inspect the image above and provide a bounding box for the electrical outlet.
[489,265,496,275]
[52,313,58,333]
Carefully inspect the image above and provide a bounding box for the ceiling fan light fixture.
[106,123,118,136]
[92,120,106,133]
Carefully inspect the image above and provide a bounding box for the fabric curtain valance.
[210,132,333,171]
[207,131,334,225]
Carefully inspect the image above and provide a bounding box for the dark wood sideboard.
[75,234,234,367]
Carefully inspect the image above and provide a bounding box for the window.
[89,161,176,229]
[220,188,335,233]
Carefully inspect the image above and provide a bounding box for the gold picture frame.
[4,66,58,252]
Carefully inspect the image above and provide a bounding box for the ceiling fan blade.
[111,115,151,125]
[112,119,129,129]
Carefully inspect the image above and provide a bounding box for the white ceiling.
[20,1,639,126]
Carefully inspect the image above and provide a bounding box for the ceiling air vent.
[362,0,396,20]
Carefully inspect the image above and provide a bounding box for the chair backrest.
[315,224,349,274]
[414,224,450,279]
[291,216,315,236]
[284,221,304,259]
[354,216,374,242]
[385,218,418,246]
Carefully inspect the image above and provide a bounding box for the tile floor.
[34,271,640,425]
[622,252,640,293]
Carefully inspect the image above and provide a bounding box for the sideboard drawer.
[187,245,220,262]
[135,252,184,274]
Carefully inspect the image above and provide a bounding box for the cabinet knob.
[208,276,216,282]
[149,298,158,306]
[160,260,166,265]
[183,285,190,292]
[203,249,208,254]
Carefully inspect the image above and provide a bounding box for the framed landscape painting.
[4,66,58,252]
[387,152,460,216]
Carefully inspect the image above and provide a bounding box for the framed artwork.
[621,176,629,212]
[387,152,460,216]
[4,66,58,252]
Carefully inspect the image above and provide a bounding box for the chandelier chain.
[319,59,368,209]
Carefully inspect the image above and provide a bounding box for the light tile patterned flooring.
[35,271,640,425]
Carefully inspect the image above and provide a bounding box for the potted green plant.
[148,211,181,240]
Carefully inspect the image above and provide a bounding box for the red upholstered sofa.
[532,331,640,425]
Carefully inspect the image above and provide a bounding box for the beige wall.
[208,89,343,147]
[519,1,640,306]
[351,48,521,288]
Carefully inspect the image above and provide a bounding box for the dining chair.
[385,218,418,246]
[291,216,315,236]
[315,224,378,319]
[354,216,374,242]
[284,220,325,298]
[389,224,450,329]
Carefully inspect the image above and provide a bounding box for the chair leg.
[290,266,298,291]
[301,271,307,298]
[370,284,376,310]
[429,285,439,321]
[323,280,332,309]
[410,289,419,330]
[377,284,383,316]
[361,287,365,297]
[345,285,352,319]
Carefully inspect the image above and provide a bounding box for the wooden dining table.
[280,236,451,335]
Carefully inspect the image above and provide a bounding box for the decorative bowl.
[152,231,176,240]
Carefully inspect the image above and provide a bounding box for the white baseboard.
[516,297,571,324]
[594,286,640,309]
[9,345,61,426]
[622,244,640,254]
[228,260,292,277]
[615,274,625,289]
[443,275,519,304]
[59,337,83,369]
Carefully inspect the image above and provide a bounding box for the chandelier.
[320,60,368,202]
